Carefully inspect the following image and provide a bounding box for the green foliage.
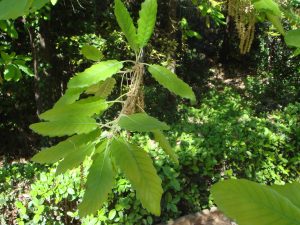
[148,65,196,104]
[137,0,157,48]
[30,117,98,137]
[67,60,123,89]
[153,130,179,164]
[29,0,195,218]
[285,29,300,48]
[211,179,300,225]
[192,0,226,27]
[78,144,116,217]
[0,51,33,82]
[85,78,116,98]
[111,139,163,216]
[80,45,104,62]
[118,113,170,132]
[32,130,101,163]
[114,0,139,52]
[0,0,51,20]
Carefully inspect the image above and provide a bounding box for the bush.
[1,87,298,224]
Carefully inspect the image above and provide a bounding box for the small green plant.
[29,0,195,217]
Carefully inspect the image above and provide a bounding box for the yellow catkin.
[228,0,256,54]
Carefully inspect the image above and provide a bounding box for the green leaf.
[253,0,281,16]
[111,140,162,215]
[0,0,29,20]
[50,0,58,5]
[153,130,178,164]
[55,88,85,107]
[85,77,116,98]
[285,29,300,48]
[56,144,95,175]
[266,13,285,35]
[114,0,139,51]
[137,0,157,48]
[17,64,34,76]
[4,64,22,81]
[118,113,169,132]
[67,60,123,89]
[110,139,142,185]
[30,117,98,137]
[108,209,116,220]
[81,45,103,62]
[78,146,115,217]
[292,48,300,57]
[271,182,300,209]
[148,65,196,103]
[31,130,101,164]
[39,97,108,121]
[211,179,300,225]
[29,0,50,13]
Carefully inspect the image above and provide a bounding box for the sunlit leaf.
[137,0,157,48]
[111,140,162,216]
[39,97,108,121]
[81,45,103,62]
[56,143,95,174]
[55,88,85,107]
[285,29,300,48]
[114,0,139,51]
[85,77,116,98]
[0,0,28,20]
[253,0,281,16]
[4,64,22,81]
[31,130,101,164]
[118,113,169,132]
[211,179,300,225]
[30,117,98,137]
[78,143,115,217]
[148,64,196,103]
[153,130,178,164]
[67,60,123,89]
[271,182,300,209]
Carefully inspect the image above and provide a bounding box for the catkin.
[228,0,256,54]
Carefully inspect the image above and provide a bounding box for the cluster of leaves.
[2,87,297,224]
[29,0,196,218]
[191,0,226,28]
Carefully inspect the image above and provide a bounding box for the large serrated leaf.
[78,146,115,217]
[56,144,95,175]
[40,97,108,121]
[30,117,98,137]
[285,29,300,48]
[148,65,196,103]
[113,142,162,215]
[118,113,169,132]
[85,78,116,98]
[153,130,178,164]
[67,60,123,89]
[55,88,85,107]
[31,130,101,164]
[110,139,142,185]
[114,0,139,51]
[81,45,103,62]
[137,0,157,48]
[211,179,300,225]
